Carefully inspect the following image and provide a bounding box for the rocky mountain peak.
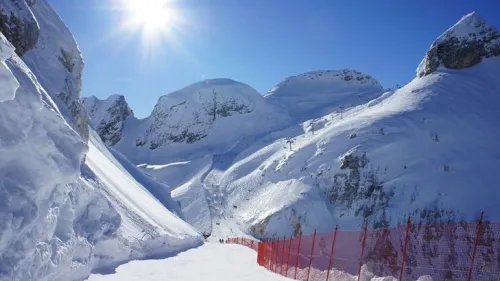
[83,95,133,146]
[417,12,500,77]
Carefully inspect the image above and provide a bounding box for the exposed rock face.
[83,95,134,146]
[4,0,90,143]
[0,1,39,56]
[139,84,255,150]
[417,12,500,77]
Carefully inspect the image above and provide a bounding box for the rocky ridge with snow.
[417,11,500,77]
[85,78,291,164]
[83,95,134,146]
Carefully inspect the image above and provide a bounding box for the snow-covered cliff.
[0,0,89,142]
[0,2,202,281]
[83,95,134,146]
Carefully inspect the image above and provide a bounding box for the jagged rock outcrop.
[417,12,500,77]
[83,95,134,146]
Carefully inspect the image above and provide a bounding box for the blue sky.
[51,0,500,118]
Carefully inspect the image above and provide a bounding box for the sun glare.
[122,0,178,36]
[106,0,193,62]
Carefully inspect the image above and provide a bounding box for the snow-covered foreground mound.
[0,32,92,281]
[0,28,201,281]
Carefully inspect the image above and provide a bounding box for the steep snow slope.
[265,69,383,120]
[83,131,201,272]
[213,58,500,238]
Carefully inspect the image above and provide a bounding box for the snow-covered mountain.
[87,12,500,247]
[417,11,500,77]
[0,2,202,281]
[84,78,291,164]
[83,95,134,146]
[265,69,383,119]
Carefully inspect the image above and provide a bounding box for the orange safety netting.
[246,217,500,281]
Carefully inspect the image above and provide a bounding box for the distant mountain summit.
[83,95,134,146]
[417,11,500,77]
[265,69,382,119]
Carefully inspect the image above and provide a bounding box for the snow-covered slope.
[265,69,383,120]
[116,12,500,244]
[0,3,202,281]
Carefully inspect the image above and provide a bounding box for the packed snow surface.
[86,244,288,281]
[86,243,398,281]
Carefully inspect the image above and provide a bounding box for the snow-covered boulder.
[265,69,383,119]
[417,12,500,77]
[83,95,134,146]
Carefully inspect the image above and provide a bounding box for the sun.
[122,0,178,36]
[106,0,193,62]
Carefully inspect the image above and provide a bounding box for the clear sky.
[50,0,500,118]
